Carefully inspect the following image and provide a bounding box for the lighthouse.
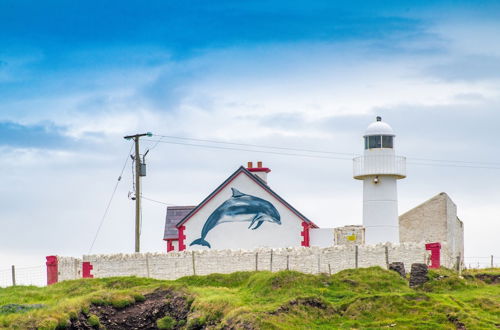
[353,117,406,245]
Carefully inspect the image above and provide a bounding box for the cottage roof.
[163,205,196,240]
[175,166,317,228]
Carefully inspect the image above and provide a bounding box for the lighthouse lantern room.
[353,117,406,245]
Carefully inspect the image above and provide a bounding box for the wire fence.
[0,255,496,287]
[0,265,46,288]
[464,256,497,269]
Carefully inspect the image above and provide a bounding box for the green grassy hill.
[0,267,498,329]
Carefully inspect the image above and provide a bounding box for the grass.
[0,267,498,329]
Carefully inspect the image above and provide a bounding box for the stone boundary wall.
[58,257,82,281]
[57,243,428,281]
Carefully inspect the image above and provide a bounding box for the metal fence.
[464,255,497,269]
[0,265,46,287]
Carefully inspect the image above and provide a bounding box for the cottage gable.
[170,166,315,251]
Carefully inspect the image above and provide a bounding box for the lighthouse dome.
[364,117,395,137]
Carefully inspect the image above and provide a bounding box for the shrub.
[157,315,176,329]
[88,314,100,327]
[186,316,207,329]
[110,297,134,309]
[37,317,59,330]
[133,293,145,302]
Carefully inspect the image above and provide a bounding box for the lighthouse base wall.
[362,176,399,244]
[364,226,399,245]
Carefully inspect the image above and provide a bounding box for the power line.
[88,143,134,254]
[151,134,500,167]
[408,157,500,166]
[147,135,164,151]
[141,195,176,206]
[143,138,500,170]
[407,161,500,170]
[143,139,354,161]
[152,134,357,157]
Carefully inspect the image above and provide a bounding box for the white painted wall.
[310,228,334,247]
[363,176,399,244]
[183,172,305,251]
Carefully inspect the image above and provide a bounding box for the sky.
[1,0,500,277]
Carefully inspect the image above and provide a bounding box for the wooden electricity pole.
[124,132,152,253]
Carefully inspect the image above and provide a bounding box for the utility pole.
[124,132,152,253]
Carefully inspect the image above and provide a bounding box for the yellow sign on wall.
[347,234,357,241]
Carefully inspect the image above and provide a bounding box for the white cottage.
[163,162,319,252]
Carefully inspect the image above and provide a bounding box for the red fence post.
[46,256,58,285]
[425,242,441,268]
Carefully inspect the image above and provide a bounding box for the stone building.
[399,192,464,268]
[334,225,365,246]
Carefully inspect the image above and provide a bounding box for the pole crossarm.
[124,132,153,140]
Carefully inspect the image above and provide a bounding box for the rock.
[388,262,406,277]
[409,263,428,287]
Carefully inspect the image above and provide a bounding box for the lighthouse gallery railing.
[353,155,406,179]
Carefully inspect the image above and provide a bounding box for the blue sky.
[1,1,500,277]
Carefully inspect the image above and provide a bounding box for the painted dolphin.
[190,188,281,248]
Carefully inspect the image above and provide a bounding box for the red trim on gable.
[82,262,94,278]
[178,226,186,251]
[301,221,310,247]
[247,167,271,173]
[176,166,318,229]
[425,242,441,268]
[167,240,175,252]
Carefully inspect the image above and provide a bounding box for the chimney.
[246,161,271,183]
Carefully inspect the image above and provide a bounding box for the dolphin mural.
[190,188,281,248]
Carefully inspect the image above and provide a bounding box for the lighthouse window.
[382,135,393,148]
[368,136,382,149]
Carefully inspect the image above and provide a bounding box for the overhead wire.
[152,134,357,156]
[143,138,500,170]
[88,142,134,254]
[151,134,500,166]
[142,139,354,161]
[151,134,500,167]
[141,195,176,206]
[147,135,164,151]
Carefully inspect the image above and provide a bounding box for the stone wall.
[334,225,365,245]
[57,243,428,281]
[58,257,82,281]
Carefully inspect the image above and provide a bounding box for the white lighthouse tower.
[353,117,406,245]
